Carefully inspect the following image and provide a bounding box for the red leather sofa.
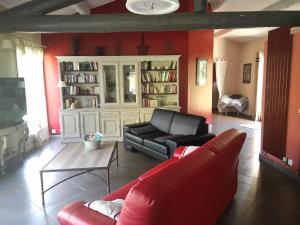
[58,129,246,225]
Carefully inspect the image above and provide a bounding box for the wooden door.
[262,27,292,159]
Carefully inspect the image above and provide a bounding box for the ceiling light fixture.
[126,0,180,15]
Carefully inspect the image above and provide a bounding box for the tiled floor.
[0,114,299,225]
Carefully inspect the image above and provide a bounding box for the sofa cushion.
[169,112,206,135]
[125,131,168,145]
[144,139,169,155]
[130,125,159,135]
[150,108,175,133]
[85,199,124,221]
[154,135,183,144]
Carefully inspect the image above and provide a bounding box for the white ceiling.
[0,0,299,41]
[214,0,300,42]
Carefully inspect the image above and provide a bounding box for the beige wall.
[238,38,265,117]
[0,33,41,77]
[214,38,242,95]
[214,37,265,118]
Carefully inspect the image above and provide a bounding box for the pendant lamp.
[126,0,180,15]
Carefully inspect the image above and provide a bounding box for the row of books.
[60,61,98,71]
[141,60,177,70]
[142,83,177,95]
[141,71,177,83]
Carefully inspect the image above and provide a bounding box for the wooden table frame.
[39,142,118,206]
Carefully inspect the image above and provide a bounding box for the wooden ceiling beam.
[0,11,299,33]
[0,0,83,17]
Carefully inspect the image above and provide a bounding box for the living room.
[0,0,300,225]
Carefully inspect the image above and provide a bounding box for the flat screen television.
[0,78,27,129]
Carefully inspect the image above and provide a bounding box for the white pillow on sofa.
[85,199,125,220]
[179,146,199,158]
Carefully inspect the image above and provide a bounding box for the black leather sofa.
[123,108,215,160]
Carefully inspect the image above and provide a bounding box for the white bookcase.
[56,55,180,143]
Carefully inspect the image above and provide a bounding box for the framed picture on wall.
[196,58,208,86]
[243,63,252,83]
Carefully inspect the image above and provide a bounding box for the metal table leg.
[40,171,45,206]
[0,136,4,175]
[116,143,119,166]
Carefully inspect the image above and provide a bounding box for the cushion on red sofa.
[57,201,116,225]
[85,199,124,221]
[173,146,203,158]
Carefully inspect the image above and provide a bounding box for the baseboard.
[213,111,253,120]
[259,153,300,183]
[50,134,61,139]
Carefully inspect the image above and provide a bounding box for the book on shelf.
[60,61,98,71]
[60,62,74,71]
[142,70,177,83]
[142,84,160,94]
[142,98,158,107]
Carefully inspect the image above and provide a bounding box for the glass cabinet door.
[100,62,119,106]
[120,62,139,106]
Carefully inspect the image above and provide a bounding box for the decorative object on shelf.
[70,36,81,56]
[196,58,208,86]
[77,73,85,83]
[156,95,166,106]
[65,98,72,109]
[70,99,79,109]
[126,0,180,15]
[243,63,252,84]
[95,46,105,56]
[137,33,149,55]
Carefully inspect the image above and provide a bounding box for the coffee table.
[39,141,118,205]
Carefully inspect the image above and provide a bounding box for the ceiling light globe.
[126,0,180,15]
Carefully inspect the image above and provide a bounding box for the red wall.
[42,32,189,133]
[187,30,214,123]
[42,0,213,134]
[262,33,300,171]
[286,32,300,170]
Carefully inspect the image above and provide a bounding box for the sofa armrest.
[123,122,151,133]
[57,201,116,225]
[165,133,216,157]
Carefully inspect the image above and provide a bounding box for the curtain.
[16,40,49,148]
[255,51,264,121]
[214,59,228,97]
